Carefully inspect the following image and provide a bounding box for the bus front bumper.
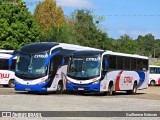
[14,80,48,92]
[66,82,100,92]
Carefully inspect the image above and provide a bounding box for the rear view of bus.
[0,50,16,87]
[149,65,160,86]
[66,50,149,95]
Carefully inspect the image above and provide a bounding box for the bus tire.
[108,82,113,96]
[126,82,137,94]
[56,81,63,94]
[8,80,15,88]
[150,80,156,86]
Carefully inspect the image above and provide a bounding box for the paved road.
[0,86,160,120]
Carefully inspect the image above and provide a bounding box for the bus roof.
[0,49,14,54]
[104,51,148,59]
[21,42,59,53]
[72,50,104,57]
[20,42,100,54]
[71,50,148,59]
[0,53,13,59]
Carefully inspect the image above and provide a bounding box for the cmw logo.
[0,73,10,79]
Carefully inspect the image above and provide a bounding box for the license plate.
[78,88,84,90]
[25,88,31,91]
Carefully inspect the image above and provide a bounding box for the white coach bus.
[12,42,99,93]
[66,50,149,95]
[0,50,16,87]
[149,65,160,86]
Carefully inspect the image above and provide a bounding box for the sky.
[24,0,160,39]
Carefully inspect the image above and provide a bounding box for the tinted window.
[131,58,137,70]
[150,67,160,74]
[137,59,143,70]
[109,55,116,69]
[143,59,148,70]
[0,59,9,70]
[124,57,130,70]
[102,55,108,71]
[117,56,123,69]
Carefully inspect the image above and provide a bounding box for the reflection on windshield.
[67,56,100,78]
[16,53,48,78]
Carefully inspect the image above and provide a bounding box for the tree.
[0,0,40,50]
[137,34,155,56]
[34,0,66,33]
[71,9,108,49]
[117,35,137,54]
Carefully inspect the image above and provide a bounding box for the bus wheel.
[150,80,156,86]
[8,80,15,88]
[108,83,113,96]
[126,82,137,94]
[56,81,63,94]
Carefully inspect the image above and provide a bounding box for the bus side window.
[142,59,148,71]
[10,59,16,70]
[1,59,9,70]
[102,55,108,71]
[158,68,160,74]
[154,68,158,73]
[137,59,143,70]
[117,56,123,70]
[150,67,157,74]
[124,57,131,70]
[109,55,116,70]
[131,58,136,70]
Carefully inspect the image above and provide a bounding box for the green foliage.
[137,34,155,56]
[71,9,108,49]
[0,0,40,50]
[117,35,137,54]
[41,25,76,44]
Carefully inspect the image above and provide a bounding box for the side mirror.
[104,59,108,67]
[62,58,65,65]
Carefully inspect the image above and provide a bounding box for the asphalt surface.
[0,86,160,120]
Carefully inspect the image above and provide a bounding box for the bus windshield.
[16,52,48,78]
[67,56,101,79]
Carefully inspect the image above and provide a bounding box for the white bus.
[0,50,16,87]
[12,42,99,93]
[66,50,149,95]
[149,65,160,86]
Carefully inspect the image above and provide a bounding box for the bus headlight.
[38,77,47,84]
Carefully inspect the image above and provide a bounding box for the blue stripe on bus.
[136,71,145,88]
[14,80,50,92]
[66,82,100,92]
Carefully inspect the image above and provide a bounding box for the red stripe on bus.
[158,79,160,85]
[115,71,123,91]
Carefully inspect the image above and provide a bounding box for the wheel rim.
[57,84,63,94]
[151,81,155,86]
[108,85,113,95]
[133,84,137,94]
[9,82,14,88]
